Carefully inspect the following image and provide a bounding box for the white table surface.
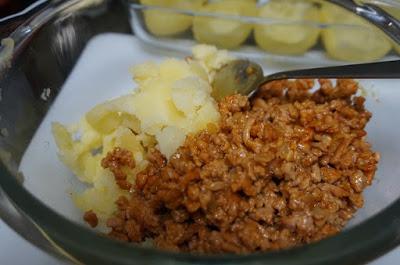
[1,218,399,265]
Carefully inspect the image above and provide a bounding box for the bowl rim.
[1,165,400,265]
[1,0,400,264]
[129,0,400,29]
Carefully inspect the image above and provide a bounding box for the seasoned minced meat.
[83,210,98,228]
[101,147,135,190]
[104,79,379,253]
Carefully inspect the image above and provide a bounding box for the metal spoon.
[211,60,400,100]
[325,0,400,44]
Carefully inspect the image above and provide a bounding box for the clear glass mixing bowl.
[0,0,400,264]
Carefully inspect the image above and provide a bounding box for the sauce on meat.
[99,79,379,253]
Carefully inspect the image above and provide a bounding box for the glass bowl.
[129,0,400,64]
[0,0,400,264]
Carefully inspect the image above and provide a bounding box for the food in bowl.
[140,0,206,36]
[320,2,392,62]
[254,0,320,55]
[53,46,379,253]
[135,0,399,61]
[192,0,256,49]
[53,45,231,222]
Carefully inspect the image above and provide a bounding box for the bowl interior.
[1,0,400,263]
[15,32,400,230]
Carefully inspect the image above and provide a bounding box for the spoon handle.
[265,60,400,83]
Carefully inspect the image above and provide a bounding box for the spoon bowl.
[212,59,400,99]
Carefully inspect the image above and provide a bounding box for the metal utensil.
[325,0,400,44]
[212,60,400,99]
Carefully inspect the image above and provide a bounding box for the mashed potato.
[52,45,233,223]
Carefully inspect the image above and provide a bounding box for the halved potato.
[254,0,320,55]
[320,3,391,62]
[192,0,256,49]
[379,6,400,54]
[141,0,205,36]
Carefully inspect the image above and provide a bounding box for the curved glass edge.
[0,0,109,262]
[0,0,399,264]
[0,0,103,70]
[128,0,400,62]
[5,1,80,51]
[0,187,72,263]
[128,0,400,29]
[1,163,400,265]
[129,8,399,66]
[360,0,400,9]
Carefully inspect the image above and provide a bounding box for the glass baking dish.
[1,0,400,264]
[129,0,400,65]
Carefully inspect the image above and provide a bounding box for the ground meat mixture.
[101,147,135,190]
[103,79,379,253]
[83,210,98,228]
